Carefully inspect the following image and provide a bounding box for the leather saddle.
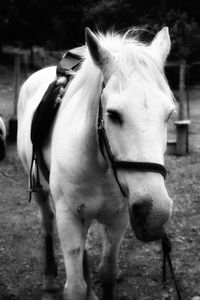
[29,46,84,200]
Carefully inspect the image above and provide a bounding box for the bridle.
[97,97,167,197]
[97,89,182,300]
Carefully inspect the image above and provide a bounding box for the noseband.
[97,98,167,196]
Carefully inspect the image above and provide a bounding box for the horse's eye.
[107,109,123,125]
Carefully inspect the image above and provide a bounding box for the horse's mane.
[63,28,174,108]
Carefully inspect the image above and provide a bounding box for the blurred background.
[0,0,200,61]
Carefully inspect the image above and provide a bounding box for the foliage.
[83,0,137,32]
[144,10,200,62]
[1,0,200,62]
[169,11,200,62]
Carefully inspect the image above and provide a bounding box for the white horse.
[0,116,6,161]
[17,27,175,300]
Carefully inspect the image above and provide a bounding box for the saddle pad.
[30,79,63,148]
[30,49,82,149]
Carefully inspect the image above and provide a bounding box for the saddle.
[31,46,84,148]
[29,47,84,201]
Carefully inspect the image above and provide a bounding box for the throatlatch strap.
[162,234,182,300]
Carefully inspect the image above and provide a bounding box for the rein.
[162,234,182,300]
[97,98,182,299]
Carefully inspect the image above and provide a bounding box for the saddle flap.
[31,48,83,149]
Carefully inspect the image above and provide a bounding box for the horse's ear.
[85,27,112,73]
[149,27,171,66]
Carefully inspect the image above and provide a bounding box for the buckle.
[98,118,104,131]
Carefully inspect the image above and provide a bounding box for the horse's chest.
[76,190,126,223]
[61,173,127,222]
[96,193,127,223]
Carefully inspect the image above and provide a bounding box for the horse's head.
[86,27,175,242]
[0,116,6,161]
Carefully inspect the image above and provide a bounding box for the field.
[0,63,200,300]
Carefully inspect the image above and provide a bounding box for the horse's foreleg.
[98,210,129,300]
[34,189,58,291]
[55,201,96,300]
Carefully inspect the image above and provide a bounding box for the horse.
[17,26,175,300]
[0,116,6,161]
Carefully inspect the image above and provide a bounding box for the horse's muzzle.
[129,196,172,242]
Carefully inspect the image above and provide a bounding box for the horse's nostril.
[131,199,152,225]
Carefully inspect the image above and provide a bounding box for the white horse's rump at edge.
[0,116,6,161]
[17,27,175,300]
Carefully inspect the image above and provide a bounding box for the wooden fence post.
[13,53,21,116]
[175,59,190,155]
[166,60,191,155]
[174,120,191,155]
[179,59,187,120]
[9,52,21,141]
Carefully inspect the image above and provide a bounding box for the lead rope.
[162,234,182,300]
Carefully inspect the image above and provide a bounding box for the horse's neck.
[62,64,102,133]
[51,67,103,172]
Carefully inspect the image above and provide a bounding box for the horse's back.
[18,66,56,118]
[17,66,56,170]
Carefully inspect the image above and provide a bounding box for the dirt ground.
[0,64,200,300]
